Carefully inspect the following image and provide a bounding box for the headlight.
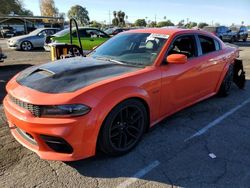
[40,104,91,117]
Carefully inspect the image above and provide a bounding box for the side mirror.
[166,54,187,64]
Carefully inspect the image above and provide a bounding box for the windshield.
[89,32,168,66]
[230,27,239,32]
[29,29,44,35]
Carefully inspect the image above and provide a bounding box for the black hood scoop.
[16,57,141,93]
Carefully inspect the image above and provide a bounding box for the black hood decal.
[16,57,141,93]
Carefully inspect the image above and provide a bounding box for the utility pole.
[154,14,157,23]
[109,10,111,25]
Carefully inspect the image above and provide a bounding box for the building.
[0,15,64,35]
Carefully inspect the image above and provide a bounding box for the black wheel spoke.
[125,128,137,139]
[118,132,123,148]
[122,132,128,147]
[127,125,140,133]
[111,131,120,138]
[130,114,142,124]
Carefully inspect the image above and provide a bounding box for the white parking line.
[185,97,250,142]
[116,160,160,188]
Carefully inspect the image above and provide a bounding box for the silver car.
[7,28,60,51]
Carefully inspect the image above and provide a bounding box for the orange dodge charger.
[4,29,245,161]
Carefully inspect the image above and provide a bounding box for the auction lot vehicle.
[105,27,130,36]
[4,28,245,161]
[1,26,16,38]
[44,27,110,51]
[203,26,238,42]
[0,47,7,62]
[230,26,248,42]
[7,28,60,51]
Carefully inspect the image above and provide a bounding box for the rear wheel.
[218,65,234,97]
[21,41,33,51]
[98,99,148,156]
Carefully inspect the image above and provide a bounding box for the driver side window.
[168,35,197,58]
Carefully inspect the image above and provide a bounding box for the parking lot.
[1,38,250,187]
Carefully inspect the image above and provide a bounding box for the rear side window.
[72,29,87,37]
[214,39,221,51]
[198,35,216,54]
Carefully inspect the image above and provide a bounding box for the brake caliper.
[233,59,246,89]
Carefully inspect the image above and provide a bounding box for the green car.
[44,27,110,51]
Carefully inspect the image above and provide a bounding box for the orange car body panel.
[3,29,239,161]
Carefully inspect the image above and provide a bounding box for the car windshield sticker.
[148,33,169,39]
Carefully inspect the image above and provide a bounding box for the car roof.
[125,28,214,37]
[35,28,59,31]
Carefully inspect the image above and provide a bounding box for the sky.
[23,0,250,25]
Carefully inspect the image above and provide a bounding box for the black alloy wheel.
[98,99,148,156]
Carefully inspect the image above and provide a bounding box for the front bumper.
[3,96,98,161]
[7,40,21,50]
[44,44,51,51]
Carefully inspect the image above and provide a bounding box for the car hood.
[16,57,142,93]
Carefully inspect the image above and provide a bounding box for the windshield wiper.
[95,57,127,65]
[95,57,146,68]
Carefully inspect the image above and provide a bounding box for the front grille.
[9,95,41,117]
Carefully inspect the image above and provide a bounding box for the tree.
[40,0,58,17]
[0,0,33,15]
[185,22,197,29]
[112,10,125,27]
[68,5,90,26]
[147,21,156,28]
[198,22,209,29]
[112,11,119,26]
[177,19,185,27]
[157,20,174,27]
[135,19,147,27]
[90,20,102,28]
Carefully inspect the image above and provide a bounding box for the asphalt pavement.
[1,39,250,188]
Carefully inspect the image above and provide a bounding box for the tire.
[243,35,247,42]
[98,99,148,156]
[230,36,236,43]
[21,41,33,51]
[218,65,234,97]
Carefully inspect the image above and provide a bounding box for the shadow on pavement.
[0,64,32,103]
[233,41,250,47]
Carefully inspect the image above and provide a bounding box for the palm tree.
[113,11,117,18]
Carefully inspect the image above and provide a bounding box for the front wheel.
[21,41,33,51]
[218,65,233,97]
[243,35,248,42]
[98,99,148,156]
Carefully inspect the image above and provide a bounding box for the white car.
[7,28,60,51]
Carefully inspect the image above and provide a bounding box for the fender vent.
[8,95,41,117]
